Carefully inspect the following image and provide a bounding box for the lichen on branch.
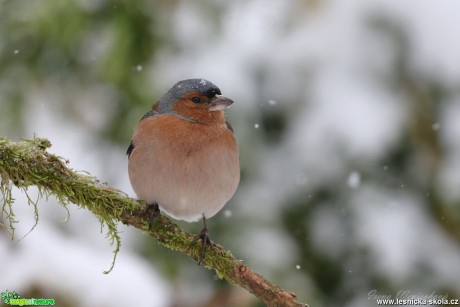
[0,136,131,273]
[0,137,307,307]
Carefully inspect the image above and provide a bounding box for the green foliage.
[0,0,168,141]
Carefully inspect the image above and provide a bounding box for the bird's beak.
[209,95,234,111]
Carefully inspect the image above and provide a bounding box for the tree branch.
[0,137,308,307]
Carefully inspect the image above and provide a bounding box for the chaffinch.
[127,79,240,264]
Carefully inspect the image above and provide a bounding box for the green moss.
[0,136,139,273]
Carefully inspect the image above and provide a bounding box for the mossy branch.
[0,137,307,307]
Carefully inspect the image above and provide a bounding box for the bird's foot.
[190,216,215,265]
[142,203,161,230]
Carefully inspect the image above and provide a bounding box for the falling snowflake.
[347,171,361,189]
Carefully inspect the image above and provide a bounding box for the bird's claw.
[143,203,161,230]
[190,216,215,265]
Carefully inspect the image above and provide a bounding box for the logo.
[1,290,55,306]
[367,289,459,306]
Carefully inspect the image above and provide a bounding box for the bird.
[127,78,240,265]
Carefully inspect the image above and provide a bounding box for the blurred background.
[1,0,460,306]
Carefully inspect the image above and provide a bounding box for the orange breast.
[128,115,240,222]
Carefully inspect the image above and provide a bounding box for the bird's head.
[156,79,234,124]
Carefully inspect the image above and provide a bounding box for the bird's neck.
[178,109,226,126]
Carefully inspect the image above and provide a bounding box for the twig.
[0,137,308,307]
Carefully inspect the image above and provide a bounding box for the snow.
[347,171,361,189]
[223,209,232,218]
[0,217,170,307]
[3,0,460,305]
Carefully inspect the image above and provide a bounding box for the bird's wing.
[225,120,234,132]
[127,109,161,157]
[140,109,160,121]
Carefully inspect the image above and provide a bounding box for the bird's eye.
[192,97,201,104]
